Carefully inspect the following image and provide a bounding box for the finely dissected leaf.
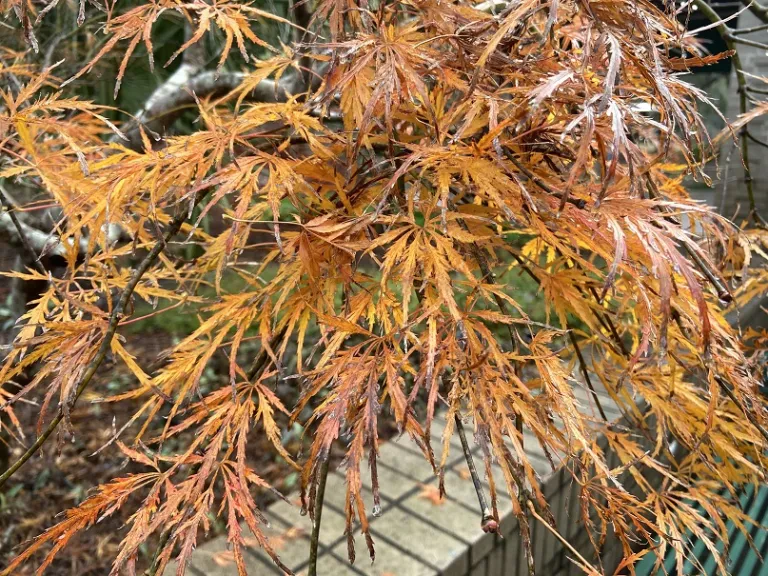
[1,2,767,576]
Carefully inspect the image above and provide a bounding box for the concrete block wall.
[699,11,768,221]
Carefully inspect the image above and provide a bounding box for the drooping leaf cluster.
[1,1,767,575]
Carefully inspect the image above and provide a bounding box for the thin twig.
[143,528,172,576]
[568,332,609,422]
[715,375,768,445]
[645,175,733,302]
[307,452,330,576]
[732,20,768,34]
[0,191,206,489]
[746,130,768,150]
[454,413,496,531]
[746,85,768,95]
[586,285,630,357]
[0,188,49,278]
[731,35,768,50]
[669,350,768,446]
[740,0,768,23]
[139,323,292,572]
[526,500,599,574]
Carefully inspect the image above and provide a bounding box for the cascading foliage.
[1,1,767,575]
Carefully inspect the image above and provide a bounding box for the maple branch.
[138,323,292,575]
[526,500,599,575]
[0,187,49,277]
[290,0,314,91]
[586,286,630,357]
[119,71,296,149]
[732,20,768,34]
[143,528,172,576]
[0,189,89,258]
[502,149,586,209]
[307,451,330,576]
[715,375,768,445]
[694,0,763,227]
[118,21,302,150]
[454,414,496,531]
[645,175,733,302]
[0,192,206,489]
[568,332,609,422]
[669,350,768,446]
[739,0,768,23]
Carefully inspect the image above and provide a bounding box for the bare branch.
[454,414,497,531]
[0,188,52,276]
[0,203,88,258]
[119,70,296,149]
[740,0,768,23]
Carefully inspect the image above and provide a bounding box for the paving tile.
[570,383,622,421]
[251,534,316,573]
[330,528,438,576]
[177,400,627,576]
[184,535,284,576]
[376,441,440,495]
[269,496,349,549]
[498,503,519,537]
[294,551,364,576]
[445,460,510,508]
[323,468,384,519]
[377,416,466,462]
[519,431,560,479]
[428,412,467,453]
[438,468,515,544]
[217,513,321,574]
[369,506,468,575]
[394,478,490,568]
[441,466,511,510]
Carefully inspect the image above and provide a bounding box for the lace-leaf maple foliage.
[0,0,767,575]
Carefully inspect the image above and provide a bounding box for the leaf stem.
[510,253,611,421]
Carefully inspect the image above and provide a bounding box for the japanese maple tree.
[1,0,768,575]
